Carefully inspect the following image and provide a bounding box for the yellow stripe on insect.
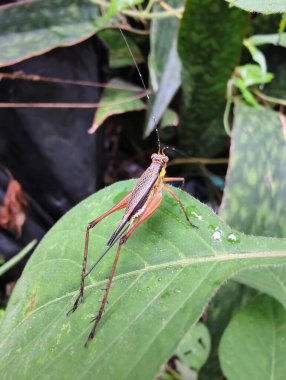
[160,167,166,177]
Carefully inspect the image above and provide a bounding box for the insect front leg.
[163,185,197,229]
[67,191,132,316]
[164,177,185,190]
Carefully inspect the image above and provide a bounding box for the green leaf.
[0,0,141,68]
[88,79,146,133]
[98,29,144,68]
[221,102,286,237]
[175,323,211,371]
[145,0,183,137]
[232,64,274,106]
[199,281,257,380]
[1,180,286,379]
[234,64,273,87]
[160,109,179,129]
[220,102,286,307]
[178,0,249,156]
[105,0,144,18]
[225,0,286,14]
[219,295,286,380]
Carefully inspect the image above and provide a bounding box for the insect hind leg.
[67,191,132,316]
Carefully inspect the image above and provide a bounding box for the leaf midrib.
[1,250,286,348]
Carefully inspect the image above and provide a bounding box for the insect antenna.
[119,28,161,153]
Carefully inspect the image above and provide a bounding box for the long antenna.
[119,28,161,153]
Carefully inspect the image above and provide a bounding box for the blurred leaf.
[98,29,144,68]
[219,295,286,380]
[148,0,183,89]
[226,0,286,13]
[178,0,249,156]
[105,0,144,18]
[220,102,286,307]
[145,0,183,137]
[234,64,273,87]
[88,79,146,133]
[160,109,179,129]
[221,103,286,239]
[0,0,141,68]
[1,180,286,379]
[176,323,211,371]
[233,64,273,106]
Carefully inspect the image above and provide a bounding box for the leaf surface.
[88,79,145,133]
[0,0,141,67]
[145,0,183,136]
[178,0,249,156]
[226,0,286,13]
[1,180,286,379]
[220,102,286,307]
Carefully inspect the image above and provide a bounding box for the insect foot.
[66,292,83,316]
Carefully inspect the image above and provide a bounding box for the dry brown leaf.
[0,178,28,237]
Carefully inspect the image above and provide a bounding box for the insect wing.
[107,163,161,246]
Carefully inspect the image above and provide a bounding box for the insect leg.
[67,191,132,316]
[163,185,197,228]
[84,240,123,347]
[85,190,163,346]
[164,177,185,190]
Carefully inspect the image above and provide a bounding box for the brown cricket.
[67,146,197,346]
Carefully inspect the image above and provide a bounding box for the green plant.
[1,1,286,379]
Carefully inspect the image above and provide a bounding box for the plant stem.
[254,89,286,106]
[168,158,229,167]
[0,240,37,277]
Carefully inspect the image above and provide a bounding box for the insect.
[67,29,197,347]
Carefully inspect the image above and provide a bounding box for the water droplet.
[212,229,223,241]
[186,205,204,221]
[175,289,181,293]
[208,224,216,233]
[227,232,241,244]
[157,278,162,282]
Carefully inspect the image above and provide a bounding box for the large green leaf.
[178,0,249,156]
[219,295,286,380]
[220,102,286,307]
[221,102,286,237]
[1,180,286,379]
[0,0,141,68]
[225,0,286,13]
[200,281,257,380]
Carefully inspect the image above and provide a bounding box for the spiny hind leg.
[67,191,132,315]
